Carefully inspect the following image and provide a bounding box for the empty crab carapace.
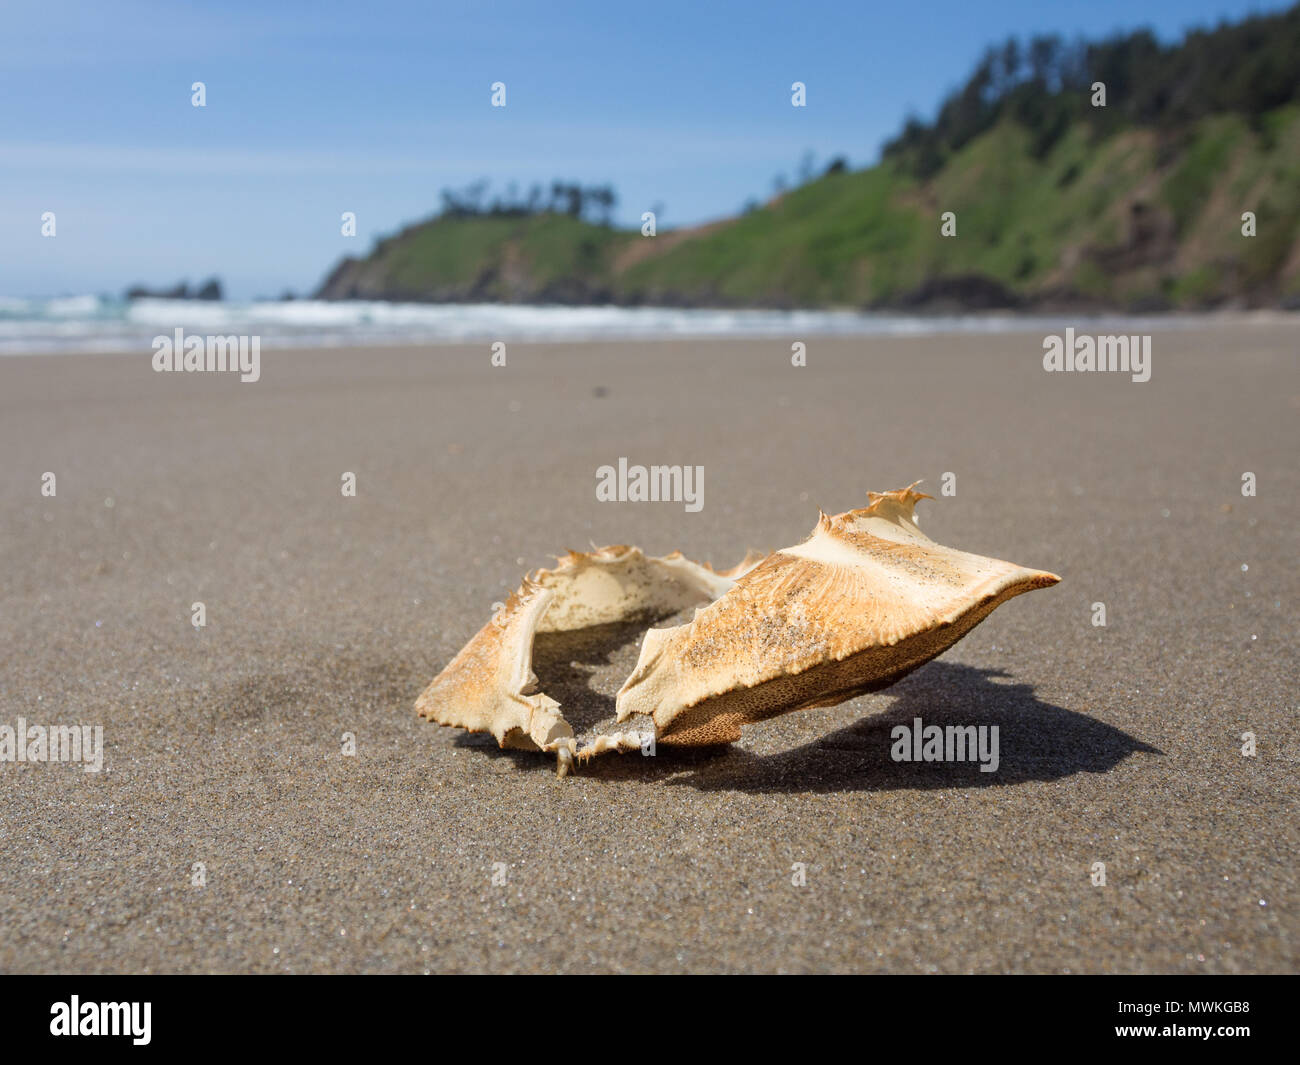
[414,484,1060,774]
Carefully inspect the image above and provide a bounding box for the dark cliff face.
[314,258,618,306]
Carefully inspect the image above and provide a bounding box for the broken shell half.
[414,484,1059,775]
[413,545,763,775]
[615,483,1060,746]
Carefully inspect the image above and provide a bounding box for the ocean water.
[0,294,1233,355]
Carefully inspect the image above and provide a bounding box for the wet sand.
[0,323,1296,973]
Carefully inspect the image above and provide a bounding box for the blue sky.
[4,0,1290,298]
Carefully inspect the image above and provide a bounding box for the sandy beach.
[0,322,1295,974]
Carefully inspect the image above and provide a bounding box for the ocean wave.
[0,295,1253,355]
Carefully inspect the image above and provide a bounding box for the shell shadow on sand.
[662,661,1162,794]
[455,655,1160,792]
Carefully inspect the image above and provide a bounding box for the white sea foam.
[0,294,1254,355]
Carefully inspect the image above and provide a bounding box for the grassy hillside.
[318,213,637,303]
[317,104,1300,310]
[316,6,1300,311]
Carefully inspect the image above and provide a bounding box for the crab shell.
[615,484,1060,746]
[414,485,1059,775]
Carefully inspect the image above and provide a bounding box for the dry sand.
[0,324,1295,973]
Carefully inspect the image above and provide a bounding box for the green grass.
[1160,115,1247,235]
